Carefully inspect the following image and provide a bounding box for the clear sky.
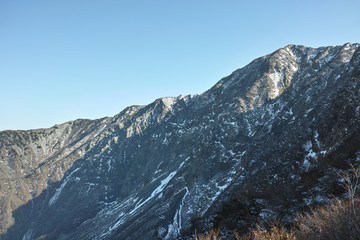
[1,0,359,131]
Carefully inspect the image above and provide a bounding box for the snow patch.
[106,211,126,234]
[22,228,33,240]
[165,188,189,239]
[259,209,275,219]
[107,158,113,171]
[302,141,317,171]
[211,176,233,202]
[314,130,320,147]
[268,69,285,98]
[245,119,255,137]
[129,170,177,215]
[304,108,313,116]
[48,168,80,206]
[288,108,293,115]
[151,171,177,198]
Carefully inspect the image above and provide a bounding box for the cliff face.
[1,43,360,239]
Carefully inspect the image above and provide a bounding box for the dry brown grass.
[196,198,360,240]
[195,166,360,240]
[251,225,296,240]
[194,229,220,240]
[294,198,360,240]
[250,198,360,240]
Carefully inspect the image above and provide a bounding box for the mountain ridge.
[1,42,360,239]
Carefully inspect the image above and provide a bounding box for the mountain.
[1,43,360,240]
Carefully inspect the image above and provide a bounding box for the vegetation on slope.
[195,165,360,240]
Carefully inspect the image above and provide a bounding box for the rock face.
[1,43,360,240]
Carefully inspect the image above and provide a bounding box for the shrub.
[195,165,360,240]
[294,198,360,240]
[248,198,360,240]
[195,229,220,240]
[251,225,296,240]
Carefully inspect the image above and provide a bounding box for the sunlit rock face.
[1,43,360,240]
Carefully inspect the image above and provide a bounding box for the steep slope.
[0,43,360,240]
[0,118,110,235]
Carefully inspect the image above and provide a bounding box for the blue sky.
[1,0,359,130]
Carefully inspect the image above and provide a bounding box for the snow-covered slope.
[1,43,360,239]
